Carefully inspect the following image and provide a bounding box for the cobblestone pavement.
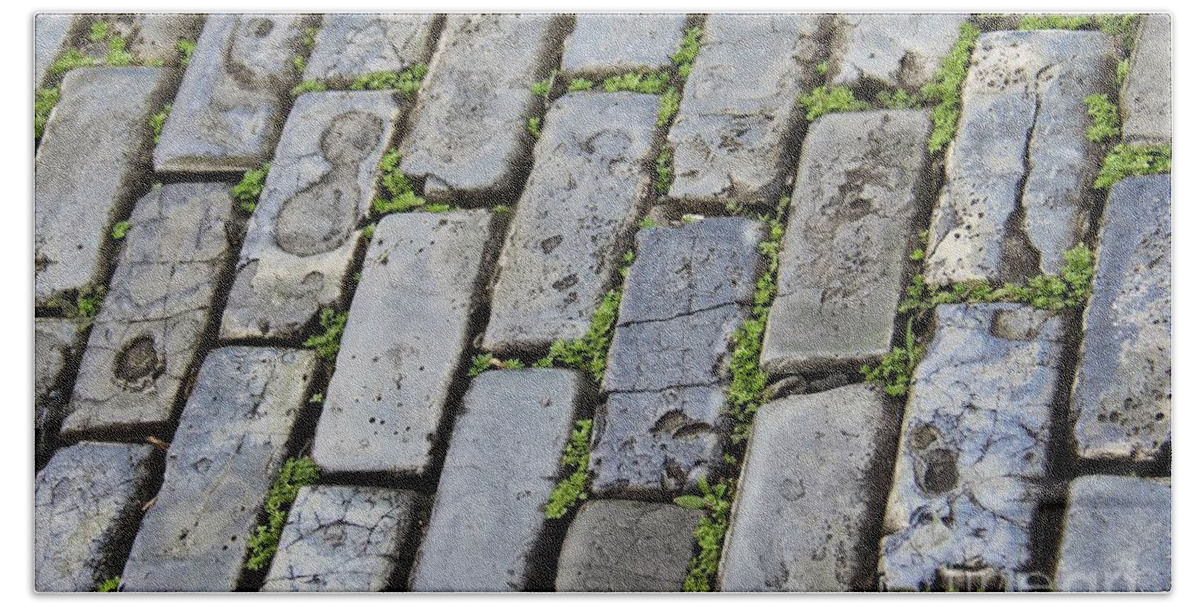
[34,13,1170,592]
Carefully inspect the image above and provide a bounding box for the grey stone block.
[1054,475,1170,592]
[1121,14,1171,145]
[483,92,660,354]
[560,14,687,78]
[555,499,700,592]
[261,485,424,592]
[35,318,83,467]
[303,14,439,87]
[878,304,1067,591]
[400,14,567,201]
[35,441,159,592]
[828,14,970,90]
[667,14,824,207]
[312,210,497,477]
[153,14,317,173]
[926,31,1116,285]
[718,385,901,592]
[219,91,402,341]
[1071,176,1171,461]
[761,110,931,375]
[121,347,317,592]
[127,14,206,66]
[35,67,175,307]
[410,370,591,592]
[604,302,748,394]
[34,14,79,87]
[62,183,237,438]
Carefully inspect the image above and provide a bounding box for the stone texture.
[591,219,763,498]
[1054,475,1171,592]
[312,210,497,477]
[62,183,238,438]
[220,91,402,341]
[153,14,317,173]
[303,14,439,87]
[77,15,203,65]
[483,92,660,354]
[1121,14,1171,145]
[34,14,79,87]
[1071,176,1171,462]
[555,499,700,592]
[400,14,567,201]
[560,14,687,77]
[410,370,591,592]
[878,304,1067,591]
[667,14,824,207]
[828,14,970,90]
[925,30,1116,285]
[35,441,159,592]
[761,110,931,375]
[35,318,83,468]
[719,385,901,592]
[35,67,175,307]
[261,485,424,592]
[121,347,317,592]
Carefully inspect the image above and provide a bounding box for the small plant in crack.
[861,317,924,398]
[291,79,328,96]
[657,85,682,128]
[244,456,320,571]
[798,85,870,121]
[602,71,670,94]
[1093,144,1171,189]
[530,70,557,107]
[372,148,448,213]
[639,217,658,229]
[111,220,132,240]
[675,473,731,592]
[304,307,348,362]
[526,116,542,139]
[95,576,120,592]
[176,38,196,67]
[349,63,428,99]
[34,87,60,142]
[1084,94,1120,143]
[876,88,924,110]
[670,26,703,79]
[466,353,526,377]
[923,22,981,154]
[231,162,271,213]
[149,103,172,143]
[567,77,594,92]
[543,418,593,519]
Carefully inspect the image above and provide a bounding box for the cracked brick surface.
[827,14,970,91]
[35,318,83,468]
[302,14,439,87]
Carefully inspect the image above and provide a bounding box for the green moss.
[671,26,703,78]
[654,146,673,196]
[303,307,348,362]
[149,103,171,143]
[373,148,438,213]
[923,22,981,154]
[539,286,622,382]
[1084,94,1120,142]
[815,60,828,76]
[1116,58,1129,88]
[95,576,120,592]
[362,222,376,241]
[231,162,271,213]
[861,318,924,397]
[47,285,107,327]
[244,456,320,571]
[176,38,196,68]
[467,353,526,377]
[1095,14,1142,50]
[567,77,594,92]
[876,89,924,110]
[106,35,132,66]
[291,79,327,96]
[657,86,682,128]
[798,85,869,121]
[111,220,131,240]
[675,474,732,592]
[1094,144,1171,189]
[49,49,101,76]
[530,71,556,98]
[87,21,110,43]
[1018,14,1094,30]
[349,64,428,99]
[35,87,60,142]
[527,116,541,138]
[602,71,670,94]
[543,419,593,519]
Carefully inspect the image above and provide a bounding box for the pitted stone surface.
[1054,475,1170,592]
[878,304,1066,591]
[121,347,317,592]
[719,385,901,592]
[220,91,401,341]
[555,499,700,592]
[667,14,824,207]
[828,14,970,90]
[154,14,317,173]
[35,318,83,467]
[762,110,931,375]
[410,370,591,592]
[262,485,424,592]
[1071,176,1171,462]
[78,15,203,65]
[312,210,497,477]
[34,14,79,87]
[400,14,567,201]
[63,183,238,438]
[560,14,687,77]
[925,30,1116,285]
[303,14,439,87]
[1121,15,1171,145]
[35,67,175,307]
[35,442,159,592]
[483,92,660,354]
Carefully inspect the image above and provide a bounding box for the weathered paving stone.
[827,14,970,90]
[121,347,317,592]
[925,30,1116,285]
[62,183,238,439]
[303,14,439,87]
[34,14,79,87]
[220,91,402,341]
[1071,176,1171,462]
[666,14,824,208]
[261,485,424,592]
[591,219,763,498]
[1121,14,1171,145]
[761,110,931,375]
[127,14,206,66]
[312,210,497,477]
[555,499,700,592]
[35,441,159,591]
[483,92,659,354]
[878,304,1067,591]
[34,67,175,307]
[1054,475,1171,592]
[560,14,687,77]
[400,14,567,201]
[718,384,901,592]
[35,318,83,467]
[410,370,591,592]
[153,14,317,173]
